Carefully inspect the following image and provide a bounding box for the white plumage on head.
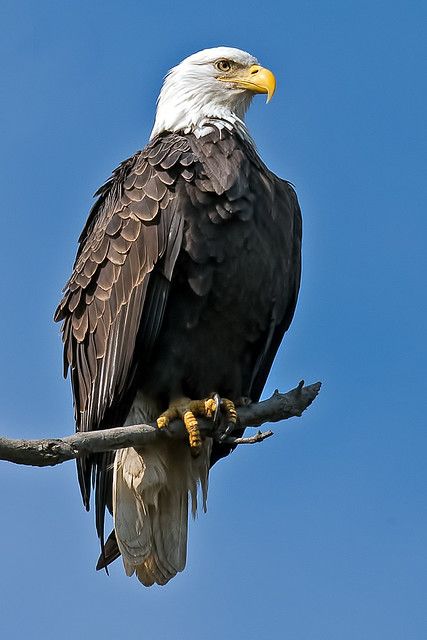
[151,46,259,138]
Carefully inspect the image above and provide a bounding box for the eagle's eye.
[215,59,232,73]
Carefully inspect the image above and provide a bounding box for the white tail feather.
[113,438,211,586]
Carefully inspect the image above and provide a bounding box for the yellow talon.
[155,395,237,453]
[222,398,237,425]
[157,416,168,429]
[204,398,217,417]
[183,410,202,456]
[156,396,219,456]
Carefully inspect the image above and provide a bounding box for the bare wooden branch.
[0,380,321,468]
[229,430,274,445]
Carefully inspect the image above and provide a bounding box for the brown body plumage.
[55,47,302,585]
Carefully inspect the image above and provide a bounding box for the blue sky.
[0,1,426,638]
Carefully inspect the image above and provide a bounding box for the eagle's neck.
[150,72,254,142]
[151,110,254,145]
[190,117,256,147]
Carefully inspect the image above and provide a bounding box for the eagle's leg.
[157,397,217,456]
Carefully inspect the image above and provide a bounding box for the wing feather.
[55,135,190,527]
[248,179,302,402]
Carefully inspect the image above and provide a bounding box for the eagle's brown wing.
[55,134,196,542]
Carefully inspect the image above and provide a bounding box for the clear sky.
[0,1,426,638]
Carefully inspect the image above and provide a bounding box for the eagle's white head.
[150,47,276,139]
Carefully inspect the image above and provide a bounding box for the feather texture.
[113,438,211,586]
[56,122,302,582]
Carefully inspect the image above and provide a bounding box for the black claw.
[219,422,235,441]
[212,393,221,425]
[225,422,235,436]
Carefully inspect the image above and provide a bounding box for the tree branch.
[0,380,321,468]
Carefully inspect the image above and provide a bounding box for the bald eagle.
[55,47,302,586]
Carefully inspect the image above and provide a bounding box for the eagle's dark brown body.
[56,124,302,566]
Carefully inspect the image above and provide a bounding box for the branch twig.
[230,430,274,445]
[0,381,321,468]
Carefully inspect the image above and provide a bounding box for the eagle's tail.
[112,438,211,586]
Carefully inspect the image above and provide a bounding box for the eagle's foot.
[157,397,218,456]
[218,398,238,440]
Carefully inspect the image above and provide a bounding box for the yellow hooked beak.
[219,64,276,103]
